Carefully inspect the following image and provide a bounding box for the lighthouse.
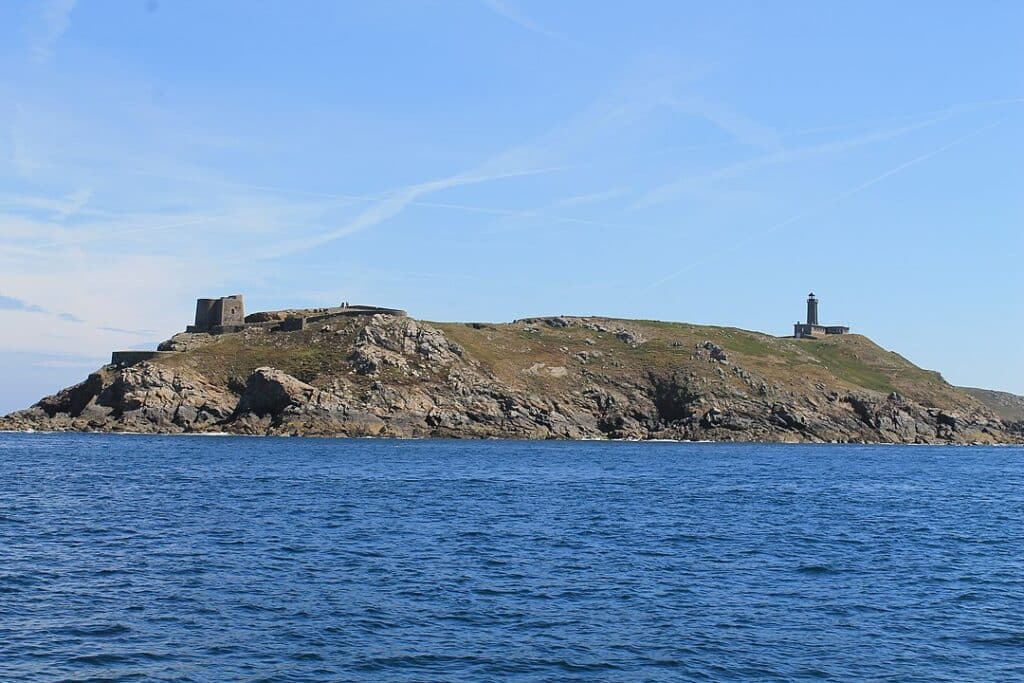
[806,293,819,326]
[793,292,849,338]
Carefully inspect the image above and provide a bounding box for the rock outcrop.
[2,314,1019,444]
[2,363,235,433]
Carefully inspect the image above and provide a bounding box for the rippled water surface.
[1,434,1022,681]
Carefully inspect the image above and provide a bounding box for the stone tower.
[806,293,819,326]
[188,295,245,333]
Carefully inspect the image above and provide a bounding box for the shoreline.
[2,428,1020,447]
[4,314,1020,446]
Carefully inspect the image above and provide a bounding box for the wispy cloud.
[0,241,219,358]
[635,113,953,208]
[645,120,1005,290]
[0,189,99,220]
[250,166,564,258]
[30,0,76,62]
[481,0,569,42]
[99,326,157,337]
[32,357,103,369]
[0,61,712,266]
[551,187,632,208]
[671,95,783,152]
[0,294,82,323]
[3,54,707,275]
[0,295,45,314]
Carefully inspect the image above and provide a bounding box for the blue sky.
[0,0,1022,412]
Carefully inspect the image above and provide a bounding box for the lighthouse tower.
[806,293,819,326]
[793,292,849,338]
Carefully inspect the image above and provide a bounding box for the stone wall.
[193,299,217,331]
[214,295,245,327]
[794,323,851,338]
[305,305,407,324]
[111,351,178,367]
[272,305,408,333]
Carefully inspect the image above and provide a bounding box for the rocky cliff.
[2,314,1020,444]
[960,386,1024,433]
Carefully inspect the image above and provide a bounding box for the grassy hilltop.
[1,312,1018,444]
[439,320,960,406]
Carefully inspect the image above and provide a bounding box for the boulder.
[697,341,729,364]
[614,328,646,347]
[236,367,318,416]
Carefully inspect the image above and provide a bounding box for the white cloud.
[30,0,76,63]
[0,252,209,357]
[0,50,723,362]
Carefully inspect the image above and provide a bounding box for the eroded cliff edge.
[2,314,1020,444]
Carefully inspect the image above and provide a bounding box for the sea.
[1,433,1022,682]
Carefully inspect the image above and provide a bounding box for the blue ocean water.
[0,434,1022,682]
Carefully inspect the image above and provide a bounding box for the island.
[2,294,1021,444]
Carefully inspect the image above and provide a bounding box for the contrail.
[644,119,1005,291]
[29,161,649,234]
[636,96,1023,162]
[1,166,570,254]
[9,99,1017,258]
[32,214,231,249]
[0,214,237,257]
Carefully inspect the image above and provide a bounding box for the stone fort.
[112,295,407,366]
[187,295,246,334]
[184,295,407,335]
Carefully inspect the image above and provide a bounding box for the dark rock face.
[770,404,808,431]
[236,367,309,416]
[1,314,1019,444]
[36,372,106,418]
[650,373,701,423]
